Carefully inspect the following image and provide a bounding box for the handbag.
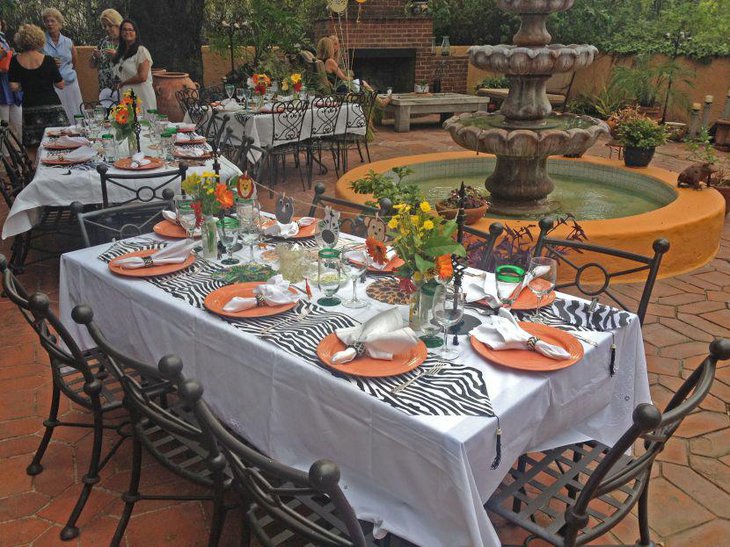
[0,48,11,73]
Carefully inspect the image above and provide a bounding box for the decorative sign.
[275,195,295,225]
[319,206,341,248]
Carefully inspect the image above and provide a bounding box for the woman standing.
[41,7,82,123]
[89,8,122,107]
[8,24,66,147]
[114,19,157,111]
[0,18,23,140]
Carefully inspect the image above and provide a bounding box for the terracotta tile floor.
[1,121,729,546]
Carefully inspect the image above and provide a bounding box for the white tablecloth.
[188,103,365,162]
[2,129,241,239]
[58,238,650,547]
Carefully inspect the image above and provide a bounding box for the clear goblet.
[433,285,465,360]
[225,83,235,100]
[341,245,369,309]
[527,256,557,322]
[177,204,197,239]
[217,217,240,265]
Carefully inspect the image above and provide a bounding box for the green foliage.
[609,54,694,109]
[350,168,425,210]
[685,129,718,165]
[566,85,628,120]
[476,75,510,90]
[617,116,669,148]
[438,185,489,209]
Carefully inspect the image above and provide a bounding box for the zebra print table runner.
[97,241,497,418]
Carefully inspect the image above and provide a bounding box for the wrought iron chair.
[534,217,670,324]
[335,91,376,173]
[305,95,345,184]
[485,338,729,547]
[0,259,133,541]
[308,182,392,239]
[97,163,187,207]
[71,188,175,247]
[176,87,212,132]
[203,111,231,150]
[181,375,374,547]
[1,120,35,182]
[199,84,227,104]
[463,222,506,272]
[259,100,310,193]
[71,305,232,547]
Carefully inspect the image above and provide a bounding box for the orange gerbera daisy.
[215,183,234,209]
[435,254,453,280]
[115,110,129,124]
[366,236,388,265]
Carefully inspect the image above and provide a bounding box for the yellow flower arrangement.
[109,89,143,141]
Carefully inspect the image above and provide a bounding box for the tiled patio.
[1,120,729,546]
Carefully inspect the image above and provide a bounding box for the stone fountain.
[444,0,609,215]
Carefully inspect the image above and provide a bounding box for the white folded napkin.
[223,101,242,111]
[263,221,299,238]
[63,146,97,162]
[175,132,192,143]
[465,281,500,307]
[174,146,205,158]
[510,264,551,302]
[332,308,420,364]
[344,247,396,271]
[470,308,570,360]
[116,239,195,269]
[172,123,197,132]
[54,135,90,147]
[221,275,299,312]
[130,152,151,169]
[161,210,178,224]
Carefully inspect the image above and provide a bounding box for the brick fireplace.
[314,0,468,94]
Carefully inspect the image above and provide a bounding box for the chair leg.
[208,480,228,547]
[27,384,62,476]
[512,454,528,514]
[111,433,143,547]
[60,409,105,541]
[356,140,365,163]
[364,139,371,163]
[636,481,655,547]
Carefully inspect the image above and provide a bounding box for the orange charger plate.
[109,249,195,278]
[153,220,188,239]
[41,157,92,166]
[317,333,427,377]
[113,157,166,170]
[204,283,298,319]
[470,322,584,372]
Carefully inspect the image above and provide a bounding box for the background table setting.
[57,202,651,546]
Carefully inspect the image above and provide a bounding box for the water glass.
[235,87,244,103]
[495,263,526,308]
[341,245,369,309]
[225,83,235,100]
[317,248,343,306]
[217,217,240,265]
[433,285,465,360]
[176,200,197,238]
[527,257,557,321]
[93,106,106,125]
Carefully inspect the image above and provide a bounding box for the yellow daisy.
[423,219,434,230]
[388,217,399,229]
[419,201,431,213]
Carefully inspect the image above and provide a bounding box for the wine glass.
[419,283,444,349]
[225,83,235,101]
[93,106,106,126]
[527,257,557,322]
[217,217,240,265]
[495,262,527,308]
[235,87,244,104]
[176,200,197,239]
[341,244,369,309]
[433,285,465,360]
[243,88,252,110]
[317,248,343,306]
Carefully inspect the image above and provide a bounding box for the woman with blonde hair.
[90,8,122,106]
[316,36,372,93]
[41,7,82,122]
[8,24,66,146]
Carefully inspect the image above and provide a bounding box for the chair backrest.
[200,85,226,104]
[203,111,231,149]
[1,121,35,184]
[310,95,344,139]
[270,100,310,146]
[72,188,175,247]
[180,376,367,547]
[72,306,223,487]
[463,222,505,271]
[309,182,392,239]
[175,86,200,114]
[564,339,728,545]
[534,216,670,324]
[342,92,374,135]
[96,163,187,207]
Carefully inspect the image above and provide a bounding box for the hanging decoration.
[355,0,366,23]
[274,194,295,225]
[327,0,348,15]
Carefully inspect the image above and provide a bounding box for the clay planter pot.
[623,146,655,168]
[435,202,489,224]
[714,185,730,216]
[153,71,196,122]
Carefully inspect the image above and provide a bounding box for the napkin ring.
[255,294,266,307]
[351,342,366,357]
[526,336,539,351]
[142,256,154,267]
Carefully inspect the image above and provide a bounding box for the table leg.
[394,106,411,132]
[439,112,454,124]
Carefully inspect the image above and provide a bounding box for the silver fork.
[389,363,446,395]
[258,307,311,335]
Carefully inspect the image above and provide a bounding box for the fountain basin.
[335,152,725,281]
[469,44,597,74]
[497,0,575,13]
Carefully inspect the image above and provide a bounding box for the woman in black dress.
[8,24,66,147]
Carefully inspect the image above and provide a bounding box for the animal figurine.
[236,172,257,200]
[364,215,388,242]
[275,194,294,224]
[677,162,718,190]
[319,206,340,248]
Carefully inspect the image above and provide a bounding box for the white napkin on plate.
[175,132,192,143]
[116,239,195,269]
[54,135,90,147]
[174,146,205,158]
[130,152,151,169]
[161,210,178,224]
[63,146,97,162]
[465,281,500,307]
[223,100,242,111]
[510,264,551,301]
[173,123,197,132]
[222,275,299,312]
[470,308,570,360]
[332,308,420,364]
[263,221,299,238]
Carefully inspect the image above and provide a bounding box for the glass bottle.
[101,133,116,162]
[441,36,450,56]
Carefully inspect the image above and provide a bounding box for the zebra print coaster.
[514,298,631,332]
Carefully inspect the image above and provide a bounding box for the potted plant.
[714,164,730,216]
[617,115,668,168]
[351,167,424,211]
[435,185,490,224]
[415,80,429,93]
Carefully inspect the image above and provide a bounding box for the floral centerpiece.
[281,73,303,98]
[109,89,143,154]
[249,73,271,96]
[367,201,465,294]
[181,171,235,258]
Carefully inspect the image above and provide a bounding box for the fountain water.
[444,0,609,215]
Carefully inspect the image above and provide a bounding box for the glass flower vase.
[200,215,219,259]
[409,280,443,347]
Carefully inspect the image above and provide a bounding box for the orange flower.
[120,97,132,106]
[366,236,388,265]
[115,110,129,124]
[214,183,234,209]
[435,254,453,280]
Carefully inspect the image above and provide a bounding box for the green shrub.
[350,167,424,210]
[617,117,668,148]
